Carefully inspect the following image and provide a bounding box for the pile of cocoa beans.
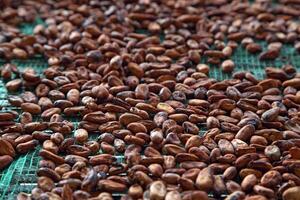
[1,1,300,200]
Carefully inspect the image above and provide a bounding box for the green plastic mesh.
[1,18,300,200]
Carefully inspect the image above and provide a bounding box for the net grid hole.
[1,19,300,199]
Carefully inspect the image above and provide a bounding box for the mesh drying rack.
[1,14,300,200]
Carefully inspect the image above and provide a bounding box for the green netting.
[19,18,45,35]
[1,17,300,200]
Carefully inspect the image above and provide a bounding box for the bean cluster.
[1,1,300,200]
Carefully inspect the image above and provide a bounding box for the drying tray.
[1,16,300,200]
